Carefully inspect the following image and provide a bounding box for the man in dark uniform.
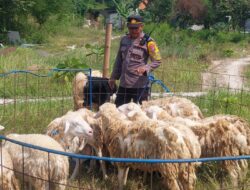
[109,15,162,107]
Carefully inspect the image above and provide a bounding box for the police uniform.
[110,15,162,106]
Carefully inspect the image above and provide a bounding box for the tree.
[111,0,140,18]
[30,0,74,25]
[172,0,206,27]
[142,0,173,22]
[203,0,250,29]
[0,0,34,31]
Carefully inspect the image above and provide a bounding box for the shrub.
[195,30,217,41]
[222,49,234,57]
[229,33,245,43]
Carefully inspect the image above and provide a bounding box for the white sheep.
[144,105,199,126]
[0,147,20,190]
[3,134,69,190]
[142,96,204,120]
[46,109,94,150]
[146,107,250,187]
[97,102,201,190]
[0,125,19,190]
[47,108,107,180]
[120,103,201,160]
[117,102,150,121]
[73,72,88,110]
[189,115,250,186]
[117,102,142,117]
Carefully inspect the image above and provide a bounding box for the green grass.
[244,65,250,88]
[0,71,73,98]
[0,24,250,190]
[0,99,73,134]
[192,90,250,122]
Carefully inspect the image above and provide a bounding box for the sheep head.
[118,102,142,116]
[144,105,172,120]
[62,113,93,140]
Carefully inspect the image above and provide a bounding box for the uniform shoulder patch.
[147,41,161,61]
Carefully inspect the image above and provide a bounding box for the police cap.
[127,15,144,28]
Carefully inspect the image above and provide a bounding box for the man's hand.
[108,79,116,90]
[136,66,147,76]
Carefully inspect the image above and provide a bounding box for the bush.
[195,30,218,41]
[21,14,83,44]
[28,32,48,44]
[222,49,234,57]
[229,33,244,43]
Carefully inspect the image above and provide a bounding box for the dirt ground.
[202,56,250,91]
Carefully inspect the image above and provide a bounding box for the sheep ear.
[87,116,98,126]
[64,121,70,134]
[79,139,87,151]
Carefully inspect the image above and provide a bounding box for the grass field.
[0,24,250,189]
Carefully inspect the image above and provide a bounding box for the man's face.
[128,24,143,39]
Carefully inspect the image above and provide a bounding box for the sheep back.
[3,134,69,190]
[142,96,204,120]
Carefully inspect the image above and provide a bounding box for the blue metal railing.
[148,74,171,93]
[0,68,93,109]
[1,135,250,164]
[138,74,171,102]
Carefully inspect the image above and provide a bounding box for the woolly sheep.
[0,125,19,190]
[189,115,250,186]
[117,102,149,121]
[144,105,199,126]
[113,102,201,158]
[46,109,94,150]
[47,108,107,180]
[142,96,204,120]
[148,109,250,187]
[72,71,117,110]
[118,102,142,116]
[3,134,69,190]
[73,72,87,110]
[0,147,20,190]
[97,102,201,190]
[67,115,108,180]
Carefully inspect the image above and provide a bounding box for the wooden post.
[103,23,112,78]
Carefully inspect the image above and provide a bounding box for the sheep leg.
[96,148,108,179]
[57,178,67,190]
[162,176,180,190]
[123,167,129,185]
[70,158,84,180]
[117,166,129,190]
[143,171,148,182]
[87,159,96,173]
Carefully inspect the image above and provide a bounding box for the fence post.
[103,23,112,78]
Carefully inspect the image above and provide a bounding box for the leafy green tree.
[142,0,173,22]
[72,0,106,16]
[217,0,250,29]
[30,0,74,25]
[111,0,138,18]
[0,0,34,31]
[203,0,250,29]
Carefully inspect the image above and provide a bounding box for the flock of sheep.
[0,72,250,190]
